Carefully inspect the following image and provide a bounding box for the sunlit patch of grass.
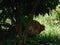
[33,10,60,44]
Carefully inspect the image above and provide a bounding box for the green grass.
[33,9,60,44]
[26,4,60,45]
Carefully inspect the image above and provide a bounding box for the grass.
[33,9,60,44]
[22,4,60,45]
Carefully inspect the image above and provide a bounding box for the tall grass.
[33,9,60,44]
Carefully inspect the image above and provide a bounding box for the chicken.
[27,20,45,36]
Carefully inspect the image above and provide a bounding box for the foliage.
[0,0,59,32]
[0,0,59,45]
[32,9,60,44]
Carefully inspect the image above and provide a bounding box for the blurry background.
[0,0,60,45]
